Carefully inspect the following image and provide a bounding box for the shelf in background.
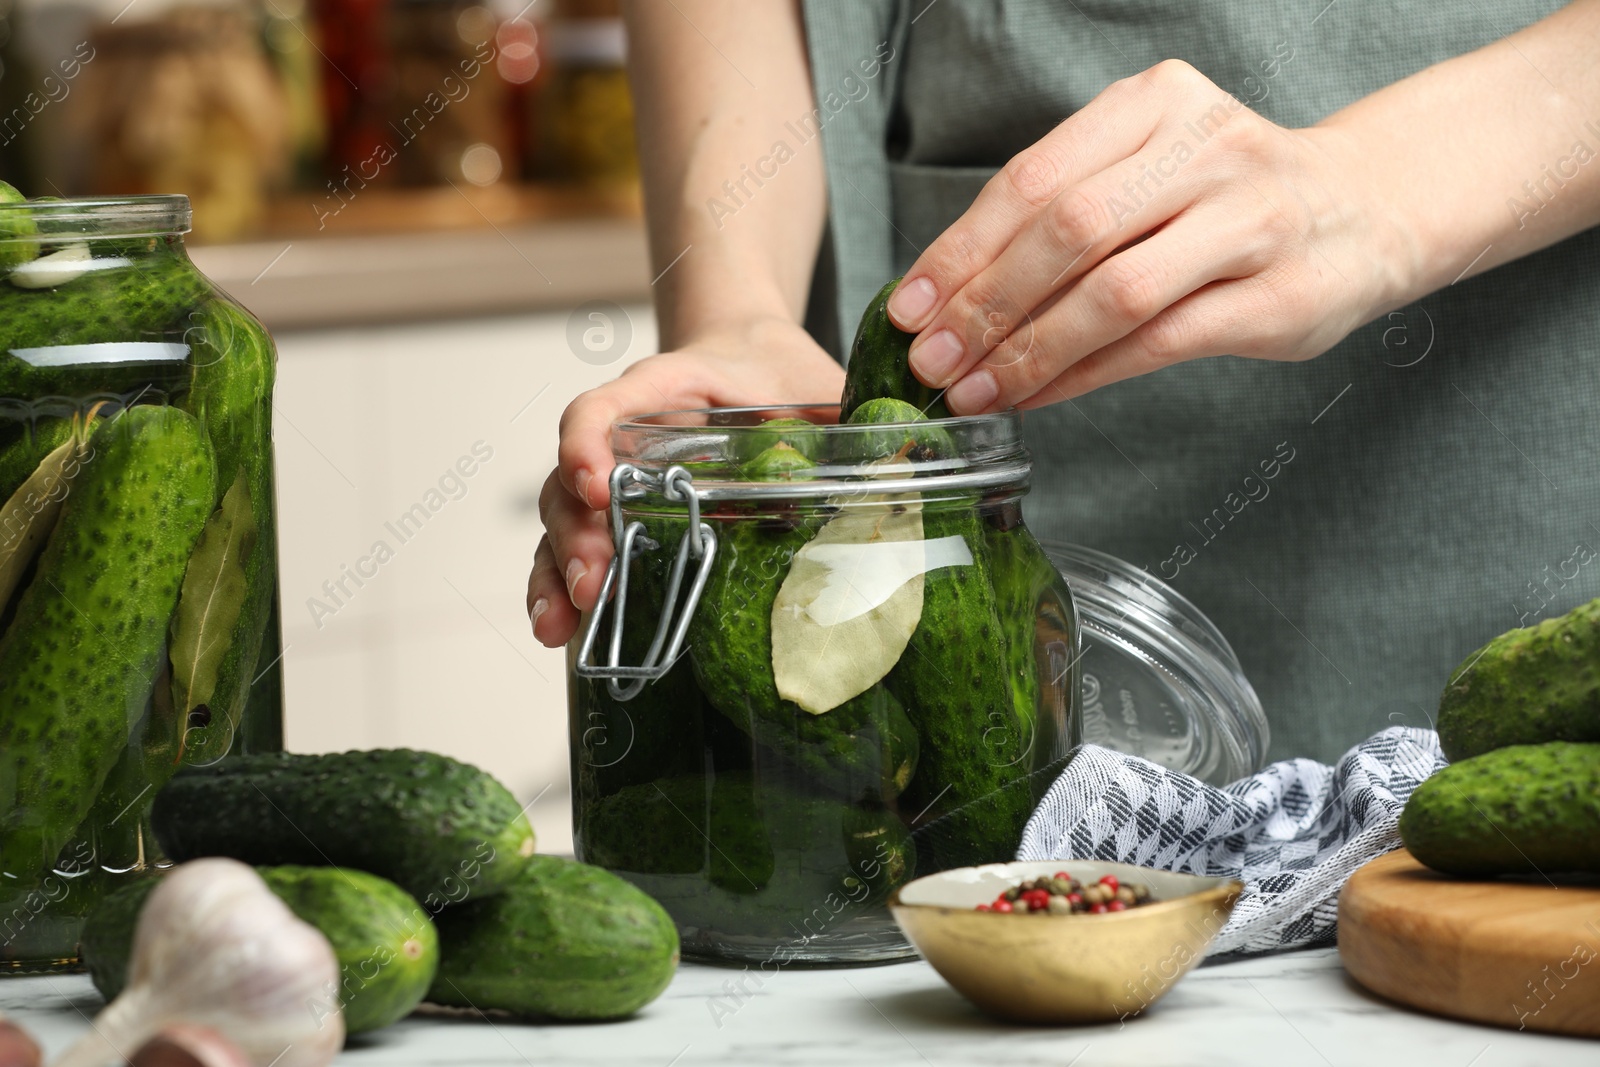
[190,184,650,332]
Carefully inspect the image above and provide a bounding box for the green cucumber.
[839,278,950,421]
[735,417,823,464]
[77,873,160,999]
[264,865,438,1032]
[428,854,678,1020]
[847,402,1035,871]
[0,180,36,272]
[0,405,215,880]
[80,865,439,1033]
[151,749,538,907]
[0,244,208,397]
[1400,742,1600,876]
[845,396,955,460]
[981,520,1063,754]
[580,773,914,941]
[174,299,279,764]
[571,511,740,802]
[688,445,919,801]
[0,417,72,504]
[1437,597,1600,762]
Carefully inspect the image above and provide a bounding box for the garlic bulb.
[129,1026,251,1067]
[53,859,343,1067]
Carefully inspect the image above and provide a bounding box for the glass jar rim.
[614,402,1015,438]
[610,403,1032,503]
[0,194,191,239]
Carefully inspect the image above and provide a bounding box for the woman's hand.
[887,59,1419,412]
[527,317,842,648]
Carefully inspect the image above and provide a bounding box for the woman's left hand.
[887,59,1420,412]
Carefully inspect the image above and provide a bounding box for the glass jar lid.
[1044,541,1270,785]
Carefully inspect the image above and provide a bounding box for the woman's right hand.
[528,315,843,647]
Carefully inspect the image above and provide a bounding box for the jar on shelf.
[0,193,282,972]
[538,0,635,186]
[568,405,1081,964]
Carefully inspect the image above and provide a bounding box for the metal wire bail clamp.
[573,463,718,701]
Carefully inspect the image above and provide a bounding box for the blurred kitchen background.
[1,0,657,852]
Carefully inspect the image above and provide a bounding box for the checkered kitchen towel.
[1017,726,1449,958]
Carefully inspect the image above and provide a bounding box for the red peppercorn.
[1099,874,1119,893]
[1066,892,1083,905]
[1090,902,1108,914]
[1108,900,1128,912]
[994,900,1014,913]
[976,903,991,912]
[1054,871,1072,881]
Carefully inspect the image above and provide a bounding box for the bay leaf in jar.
[771,488,927,716]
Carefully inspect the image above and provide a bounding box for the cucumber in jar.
[846,399,1037,871]
[582,773,914,940]
[0,417,73,505]
[0,243,208,398]
[688,444,920,802]
[571,508,744,802]
[0,405,215,880]
[171,298,279,763]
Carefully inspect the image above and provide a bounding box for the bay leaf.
[170,472,257,724]
[0,411,96,610]
[771,492,928,715]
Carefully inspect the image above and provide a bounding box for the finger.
[887,65,1184,332]
[540,480,616,615]
[945,206,1267,413]
[908,145,1210,390]
[1018,277,1272,406]
[556,370,680,510]
[529,537,583,647]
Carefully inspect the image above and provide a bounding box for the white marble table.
[3,948,1592,1067]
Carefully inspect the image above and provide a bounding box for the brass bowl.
[889,860,1243,1024]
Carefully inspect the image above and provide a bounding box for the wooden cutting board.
[1338,848,1600,1037]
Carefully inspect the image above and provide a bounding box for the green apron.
[800,0,1600,763]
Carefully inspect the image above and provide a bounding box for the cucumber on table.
[264,865,438,1032]
[80,865,439,1033]
[428,854,679,1021]
[151,749,538,908]
[0,405,215,880]
[839,278,951,421]
[1400,742,1600,876]
[1437,597,1600,761]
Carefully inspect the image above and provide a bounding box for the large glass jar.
[0,194,282,971]
[569,405,1080,964]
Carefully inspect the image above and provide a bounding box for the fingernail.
[574,469,593,508]
[529,597,549,633]
[888,276,938,329]
[565,558,588,600]
[947,369,999,414]
[909,329,965,386]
